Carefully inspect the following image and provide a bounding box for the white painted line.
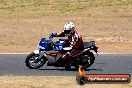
[97,53,132,54]
[0,53,30,54]
[0,53,131,55]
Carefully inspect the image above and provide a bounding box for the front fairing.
[38,38,53,51]
[54,39,67,51]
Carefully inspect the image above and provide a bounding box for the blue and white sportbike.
[25,36,98,70]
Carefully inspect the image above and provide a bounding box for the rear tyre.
[25,53,46,69]
[74,51,95,70]
[65,62,72,71]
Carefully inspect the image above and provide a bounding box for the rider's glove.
[50,32,57,37]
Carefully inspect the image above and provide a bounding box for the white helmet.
[64,22,75,34]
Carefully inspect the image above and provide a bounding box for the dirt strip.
[0,76,131,88]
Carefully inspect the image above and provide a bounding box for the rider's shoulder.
[75,31,80,36]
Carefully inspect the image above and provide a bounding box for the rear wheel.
[25,53,46,69]
[74,52,95,70]
[65,62,72,71]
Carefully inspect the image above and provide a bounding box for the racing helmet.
[64,22,75,34]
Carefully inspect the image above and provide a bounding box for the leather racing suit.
[51,31,84,60]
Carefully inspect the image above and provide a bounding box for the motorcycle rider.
[50,22,84,61]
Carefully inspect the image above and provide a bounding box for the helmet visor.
[64,30,70,34]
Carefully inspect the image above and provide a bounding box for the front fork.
[33,50,46,59]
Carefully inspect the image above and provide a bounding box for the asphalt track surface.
[0,54,132,76]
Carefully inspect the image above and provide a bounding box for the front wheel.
[74,52,95,70]
[25,53,46,69]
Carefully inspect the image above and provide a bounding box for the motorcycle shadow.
[38,68,103,71]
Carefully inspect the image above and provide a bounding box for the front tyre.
[25,53,46,69]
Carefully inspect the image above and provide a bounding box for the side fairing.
[45,51,62,63]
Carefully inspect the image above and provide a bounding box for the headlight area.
[38,45,45,50]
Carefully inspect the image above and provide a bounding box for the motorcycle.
[25,36,98,70]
